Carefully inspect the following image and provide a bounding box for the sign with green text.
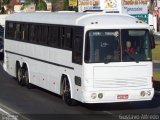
[132,14,148,23]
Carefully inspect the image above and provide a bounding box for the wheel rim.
[17,68,22,83]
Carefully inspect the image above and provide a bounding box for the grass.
[153,72,160,82]
[152,41,160,81]
[152,41,160,61]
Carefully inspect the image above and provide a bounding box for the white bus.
[4,12,155,105]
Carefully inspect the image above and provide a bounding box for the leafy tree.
[0,0,10,14]
[46,0,59,11]
[1,0,10,6]
[36,0,47,10]
[21,0,47,11]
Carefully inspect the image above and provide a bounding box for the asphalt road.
[0,62,160,120]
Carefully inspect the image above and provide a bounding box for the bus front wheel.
[62,77,77,106]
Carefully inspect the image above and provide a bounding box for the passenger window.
[64,27,72,50]
[15,24,21,40]
[29,25,35,43]
[72,27,84,64]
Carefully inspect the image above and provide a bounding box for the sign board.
[69,0,78,7]
[158,0,160,8]
[78,0,149,23]
[100,0,121,12]
[121,0,148,15]
[78,0,101,12]
[78,0,148,14]
[20,0,26,3]
[78,0,122,12]
[132,14,148,23]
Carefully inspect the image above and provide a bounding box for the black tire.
[16,63,20,80]
[23,67,33,89]
[17,66,25,86]
[62,77,77,106]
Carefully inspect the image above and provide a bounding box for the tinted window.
[72,27,84,64]
[121,29,151,62]
[85,30,120,63]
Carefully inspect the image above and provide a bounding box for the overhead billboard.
[78,0,122,12]
[78,0,101,12]
[20,0,26,3]
[121,0,148,15]
[69,0,78,7]
[158,0,160,8]
[78,0,148,14]
[100,0,121,12]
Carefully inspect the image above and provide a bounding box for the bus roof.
[5,12,149,28]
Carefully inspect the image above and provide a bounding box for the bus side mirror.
[150,33,155,49]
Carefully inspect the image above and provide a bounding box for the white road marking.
[103,111,113,115]
[0,107,18,120]
[0,103,30,120]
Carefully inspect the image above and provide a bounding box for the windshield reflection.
[122,30,151,62]
[85,30,120,63]
[85,29,152,63]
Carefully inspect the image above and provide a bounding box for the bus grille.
[93,78,149,88]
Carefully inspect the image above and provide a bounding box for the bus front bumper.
[81,88,154,103]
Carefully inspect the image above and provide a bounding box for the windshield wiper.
[104,55,113,64]
[125,52,139,63]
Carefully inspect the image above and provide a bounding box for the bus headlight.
[140,91,151,97]
[146,91,151,96]
[91,93,97,99]
[140,91,145,97]
[98,93,103,99]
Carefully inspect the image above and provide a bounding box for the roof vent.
[91,21,98,24]
[136,20,143,23]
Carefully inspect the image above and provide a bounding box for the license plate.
[117,94,128,99]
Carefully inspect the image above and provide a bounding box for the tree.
[36,0,47,10]
[46,0,61,11]
[47,0,77,11]
[21,0,47,11]
[0,0,10,14]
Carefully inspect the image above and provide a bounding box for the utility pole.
[0,0,1,12]
[155,0,159,32]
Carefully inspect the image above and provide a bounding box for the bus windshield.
[85,29,152,63]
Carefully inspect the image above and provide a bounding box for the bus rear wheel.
[62,77,77,106]
[23,67,32,89]
[17,66,25,86]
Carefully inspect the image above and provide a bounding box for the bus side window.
[64,27,72,50]
[34,25,40,43]
[48,26,58,47]
[20,24,26,41]
[72,27,84,64]
[42,25,49,45]
[5,21,14,39]
[37,25,43,44]
[58,27,65,48]
[24,24,29,42]
[15,23,21,40]
[29,24,35,43]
